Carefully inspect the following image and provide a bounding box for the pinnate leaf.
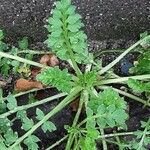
[45,0,90,64]
[88,88,128,128]
[6,95,17,110]
[4,129,18,146]
[24,135,40,150]
[127,79,150,93]
[41,121,56,133]
[22,118,34,131]
[36,67,73,93]
[132,51,150,74]
[36,108,45,120]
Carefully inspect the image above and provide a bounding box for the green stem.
[65,90,87,150]
[0,51,48,68]
[137,119,150,150]
[94,49,126,58]
[94,48,141,59]
[8,87,82,149]
[104,139,129,148]
[18,50,51,55]
[3,87,52,101]
[99,35,150,75]
[0,92,67,119]
[97,74,150,85]
[99,86,150,107]
[114,131,123,150]
[98,131,150,139]
[90,88,108,150]
[100,128,108,150]
[46,135,68,150]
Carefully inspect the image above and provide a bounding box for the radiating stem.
[18,50,51,55]
[46,135,68,150]
[99,35,150,75]
[100,128,108,150]
[0,51,47,68]
[97,74,150,85]
[8,87,82,149]
[137,119,150,150]
[3,87,52,101]
[0,92,67,119]
[65,90,88,150]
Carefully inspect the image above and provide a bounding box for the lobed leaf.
[6,95,17,110]
[87,88,128,128]
[4,129,18,146]
[21,118,34,131]
[41,121,56,133]
[127,79,150,93]
[24,135,40,150]
[45,0,90,64]
[36,67,73,93]
[132,51,150,74]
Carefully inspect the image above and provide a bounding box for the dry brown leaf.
[31,68,41,80]
[40,54,59,67]
[70,98,79,112]
[15,78,43,92]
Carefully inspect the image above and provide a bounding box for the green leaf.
[111,109,128,125]
[141,121,147,128]
[55,0,71,11]
[97,104,106,115]
[51,30,62,37]
[140,32,150,48]
[127,79,150,93]
[75,71,97,88]
[97,117,107,128]
[132,51,150,74]
[0,118,11,133]
[24,135,40,150]
[36,108,45,121]
[68,21,84,32]
[18,37,28,50]
[16,110,27,120]
[67,14,81,24]
[88,88,126,113]
[36,67,73,93]
[1,58,10,76]
[45,0,89,64]
[0,30,4,40]
[22,118,34,131]
[41,121,56,133]
[48,17,62,27]
[87,128,99,139]
[80,136,97,150]
[88,88,128,128]
[0,141,7,150]
[66,5,76,15]
[6,95,17,110]
[52,9,62,18]
[4,129,18,146]
[86,107,96,129]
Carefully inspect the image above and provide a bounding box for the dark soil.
[0,0,150,43]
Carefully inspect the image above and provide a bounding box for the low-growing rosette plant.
[0,0,150,150]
